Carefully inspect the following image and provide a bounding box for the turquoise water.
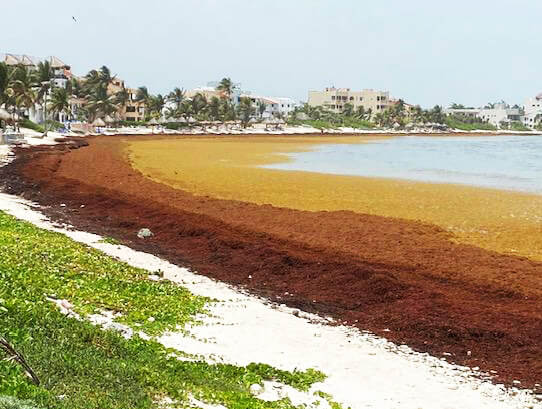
[264,135,542,194]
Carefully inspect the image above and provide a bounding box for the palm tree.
[147,94,166,118]
[257,100,266,119]
[8,65,37,121]
[190,93,207,119]
[86,85,117,122]
[216,77,235,100]
[98,65,116,88]
[48,87,70,121]
[167,87,185,110]
[208,96,221,122]
[237,97,254,128]
[135,86,151,118]
[342,103,354,117]
[179,100,194,125]
[0,62,8,105]
[114,88,130,117]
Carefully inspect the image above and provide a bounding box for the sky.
[2,0,541,108]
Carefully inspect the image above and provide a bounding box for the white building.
[444,104,521,128]
[238,94,299,118]
[522,93,542,128]
[477,103,521,127]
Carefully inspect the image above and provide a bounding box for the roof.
[4,54,21,65]
[50,56,67,68]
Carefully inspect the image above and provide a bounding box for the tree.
[237,97,255,128]
[342,103,354,117]
[258,100,266,119]
[48,87,70,121]
[167,87,185,110]
[208,96,221,122]
[86,85,117,121]
[190,93,207,119]
[8,65,37,120]
[216,77,235,100]
[0,62,8,105]
[114,88,130,109]
[147,94,165,118]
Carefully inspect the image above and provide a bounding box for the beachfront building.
[522,93,542,128]
[307,87,391,115]
[444,104,522,128]
[2,54,72,88]
[106,78,146,122]
[478,103,521,127]
[237,94,299,119]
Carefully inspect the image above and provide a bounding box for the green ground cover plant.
[0,211,328,408]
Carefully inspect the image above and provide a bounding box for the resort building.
[238,94,299,118]
[106,78,146,122]
[477,104,521,127]
[2,54,72,88]
[444,104,522,128]
[307,87,391,114]
[522,93,542,128]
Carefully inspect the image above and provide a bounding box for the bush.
[445,116,497,131]
[18,119,44,133]
[509,121,530,132]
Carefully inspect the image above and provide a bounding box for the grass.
[0,211,328,408]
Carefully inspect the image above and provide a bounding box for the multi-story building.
[106,78,146,122]
[478,103,521,127]
[445,104,522,128]
[2,54,72,88]
[308,87,391,114]
[523,93,542,128]
[238,94,299,118]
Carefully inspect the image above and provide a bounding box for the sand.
[0,192,539,409]
[129,135,542,262]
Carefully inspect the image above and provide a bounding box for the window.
[350,96,354,101]
[126,106,136,113]
[332,96,336,100]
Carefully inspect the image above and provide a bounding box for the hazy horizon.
[3,0,542,108]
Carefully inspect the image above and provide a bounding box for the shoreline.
[1,134,541,391]
[1,192,539,409]
[129,134,542,262]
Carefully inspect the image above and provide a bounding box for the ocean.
[264,135,542,194]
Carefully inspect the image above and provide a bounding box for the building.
[523,93,542,128]
[237,94,299,118]
[2,54,72,88]
[444,104,521,128]
[308,87,391,114]
[478,103,521,127]
[106,78,146,122]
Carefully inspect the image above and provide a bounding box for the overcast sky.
[3,0,541,107]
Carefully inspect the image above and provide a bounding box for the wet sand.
[1,134,541,390]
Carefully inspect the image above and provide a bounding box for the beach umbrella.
[104,115,115,124]
[178,117,187,123]
[92,118,106,127]
[148,118,159,125]
[188,117,196,123]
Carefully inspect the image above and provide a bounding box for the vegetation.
[18,119,44,133]
[0,211,328,408]
[445,115,497,131]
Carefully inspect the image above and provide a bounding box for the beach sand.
[2,134,541,389]
[129,135,542,262]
